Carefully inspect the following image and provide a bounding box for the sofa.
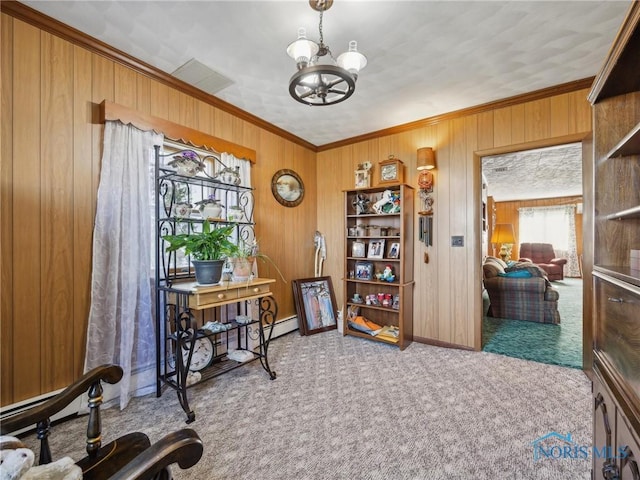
[518,243,567,281]
[483,256,560,324]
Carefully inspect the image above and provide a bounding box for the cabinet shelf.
[344,327,399,345]
[605,121,640,159]
[605,205,640,220]
[346,302,399,313]
[593,265,640,288]
[347,213,400,219]
[159,167,254,192]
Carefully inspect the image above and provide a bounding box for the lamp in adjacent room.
[490,223,516,262]
[286,0,367,106]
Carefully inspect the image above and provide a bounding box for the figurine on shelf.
[372,190,392,214]
[352,193,371,215]
[380,265,395,282]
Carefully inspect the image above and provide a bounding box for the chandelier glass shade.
[287,1,367,106]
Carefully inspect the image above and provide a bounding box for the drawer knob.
[253,287,260,293]
[218,293,225,299]
[607,297,624,303]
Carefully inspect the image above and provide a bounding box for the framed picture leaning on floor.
[292,277,338,335]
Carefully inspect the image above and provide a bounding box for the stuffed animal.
[0,436,82,480]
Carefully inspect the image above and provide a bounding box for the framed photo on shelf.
[355,261,374,281]
[367,239,385,259]
[291,277,338,335]
[387,242,400,259]
[352,240,366,258]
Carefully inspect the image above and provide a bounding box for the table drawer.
[236,283,271,299]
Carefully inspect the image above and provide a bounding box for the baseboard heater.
[1,316,300,435]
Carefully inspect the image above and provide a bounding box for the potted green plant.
[228,239,286,283]
[163,221,236,285]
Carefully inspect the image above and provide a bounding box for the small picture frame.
[388,242,400,259]
[352,240,366,258]
[355,261,373,281]
[355,169,371,189]
[367,239,385,259]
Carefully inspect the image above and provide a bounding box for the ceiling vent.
[493,167,509,172]
[171,59,233,95]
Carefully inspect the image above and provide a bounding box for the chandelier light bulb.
[336,41,367,78]
[287,27,319,69]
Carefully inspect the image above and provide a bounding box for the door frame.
[473,132,591,370]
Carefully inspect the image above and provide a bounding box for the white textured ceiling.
[482,143,582,202]
[22,0,630,147]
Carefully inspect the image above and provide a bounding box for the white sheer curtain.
[85,121,163,409]
[518,205,580,277]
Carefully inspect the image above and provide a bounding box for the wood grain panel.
[114,63,137,108]
[550,93,570,138]
[477,111,494,151]
[493,107,512,147]
[450,117,469,346]
[464,115,482,350]
[149,81,169,119]
[570,89,592,134]
[40,31,75,391]
[436,120,452,342]
[91,54,114,209]
[524,98,551,142]
[511,104,525,145]
[135,72,151,115]
[73,45,93,377]
[12,18,42,402]
[1,13,15,406]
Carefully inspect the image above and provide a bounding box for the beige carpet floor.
[21,332,593,479]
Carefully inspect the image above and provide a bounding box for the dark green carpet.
[482,277,583,369]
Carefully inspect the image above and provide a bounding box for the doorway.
[479,142,584,368]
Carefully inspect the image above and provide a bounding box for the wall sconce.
[417,147,436,247]
[417,147,435,214]
[490,223,516,261]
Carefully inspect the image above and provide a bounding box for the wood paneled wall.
[0,13,317,406]
[492,196,584,261]
[317,91,592,351]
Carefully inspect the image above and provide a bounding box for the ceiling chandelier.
[286,0,367,106]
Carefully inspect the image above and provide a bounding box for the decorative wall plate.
[271,169,304,207]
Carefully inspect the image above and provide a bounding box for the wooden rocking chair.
[0,364,203,479]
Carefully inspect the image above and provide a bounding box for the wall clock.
[378,156,404,184]
[271,169,305,207]
[169,334,214,372]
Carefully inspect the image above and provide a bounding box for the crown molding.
[3,1,595,153]
[318,78,594,151]
[0,0,317,152]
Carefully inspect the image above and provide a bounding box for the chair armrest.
[108,428,204,480]
[1,365,123,435]
[518,257,533,263]
[550,258,567,265]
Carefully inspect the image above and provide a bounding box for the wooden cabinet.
[593,365,640,480]
[590,3,640,477]
[343,185,414,350]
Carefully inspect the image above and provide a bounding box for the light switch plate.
[451,236,464,247]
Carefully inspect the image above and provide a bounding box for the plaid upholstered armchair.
[483,257,560,324]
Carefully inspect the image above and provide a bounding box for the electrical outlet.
[451,236,464,247]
